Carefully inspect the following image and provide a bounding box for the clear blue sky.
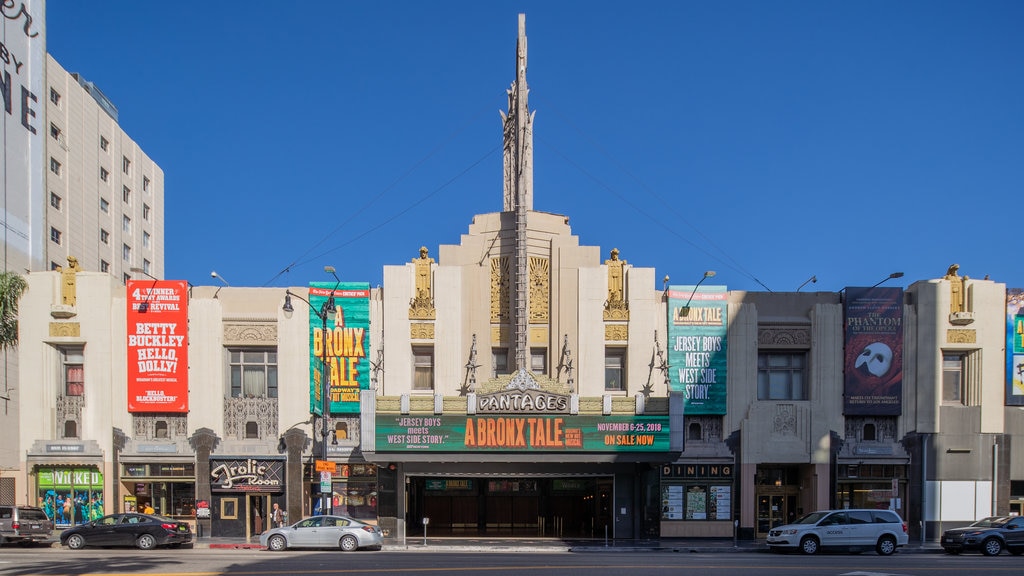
[47,1,1023,292]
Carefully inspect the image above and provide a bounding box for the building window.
[942,352,980,405]
[50,192,62,210]
[49,87,61,106]
[492,348,509,378]
[413,347,434,391]
[143,203,150,221]
[605,348,625,391]
[335,422,349,441]
[100,260,110,273]
[245,422,260,439]
[122,215,131,233]
[49,157,61,175]
[688,422,703,441]
[155,421,169,439]
[143,231,151,248]
[100,229,109,244]
[50,261,60,270]
[530,348,547,374]
[64,421,78,439]
[123,185,131,203]
[100,167,109,182]
[50,123,61,141]
[62,347,85,396]
[143,176,150,192]
[122,243,131,261]
[757,352,807,400]
[50,227,61,245]
[228,349,278,398]
[100,197,109,212]
[122,156,131,174]
[143,259,151,275]
[123,273,131,284]
[100,136,109,151]
[863,423,877,442]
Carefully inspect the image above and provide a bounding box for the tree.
[0,271,28,350]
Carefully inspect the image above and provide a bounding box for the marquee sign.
[209,458,284,493]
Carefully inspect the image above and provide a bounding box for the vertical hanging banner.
[308,282,370,415]
[1006,289,1024,406]
[126,280,189,412]
[667,285,728,415]
[843,287,903,415]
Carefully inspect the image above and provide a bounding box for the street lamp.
[680,270,716,315]
[871,272,904,288]
[283,265,341,516]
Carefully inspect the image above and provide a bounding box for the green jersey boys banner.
[308,282,370,415]
[376,414,670,452]
[667,285,728,415]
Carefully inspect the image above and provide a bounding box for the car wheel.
[981,538,1003,556]
[65,534,86,550]
[800,536,820,555]
[876,535,897,556]
[268,534,287,552]
[136,533,157,550]
[339,535,358,552]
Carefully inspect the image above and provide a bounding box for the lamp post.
[283,265,341,516]
[681,270,716,314]
[871,271,904,288]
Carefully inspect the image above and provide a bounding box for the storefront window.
[36,467,104,527]
[329,464,378,522]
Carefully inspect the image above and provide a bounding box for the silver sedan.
[259,515,383,552]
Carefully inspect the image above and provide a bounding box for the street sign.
[315,460,337,473]
[320,471,332,492]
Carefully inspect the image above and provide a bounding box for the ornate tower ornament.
[528,257,549,323]
[556,334,575,392]
[603,248,629,321]
[409,246,436,320]
[490,257,510,323]
[500,14,534,214]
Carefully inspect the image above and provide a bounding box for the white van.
[766,509,908,555]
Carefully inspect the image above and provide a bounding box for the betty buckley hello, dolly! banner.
[307,282,370,415]
[126,280,189,412]
[667,285,728,415]
[843,287,903,415]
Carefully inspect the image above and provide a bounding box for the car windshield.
[970,517,1009,528]
[791,512,829,525]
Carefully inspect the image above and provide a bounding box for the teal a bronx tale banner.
[307,282,371,415]
[667,285,728,415]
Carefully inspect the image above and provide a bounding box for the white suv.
[766,509,908,555]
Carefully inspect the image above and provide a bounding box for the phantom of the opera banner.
[376,414,670,452]
[126,280,189,412]
[843,287,903,415]
[1006,289,1024,406]
[667,285,728,415]
[307,282,371,415]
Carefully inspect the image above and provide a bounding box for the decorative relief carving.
[946,329,976,343]
[684,415,723,443]
[772,404,796,436]
[410,323,435,340]
[528,257,549,322]
[605,324,628,342]
[758,326,811,347]
[490,257,509,323]
[133,414,188,439]
[491,326,509,345]
[56,395,84,433]
[49,322,80,337]
[409,246,436,320]
[223,397,278,440]
[224,323,277,345]
[844,416,897,441]
[603,248,630,321]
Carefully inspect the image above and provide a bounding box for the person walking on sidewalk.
[272,503,285,528]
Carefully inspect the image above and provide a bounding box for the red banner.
[126,280,189,412]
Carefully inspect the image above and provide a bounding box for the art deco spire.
[500,14,534,213]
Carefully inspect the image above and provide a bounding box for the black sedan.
[941,516,1024,556]
[60,513,193,550]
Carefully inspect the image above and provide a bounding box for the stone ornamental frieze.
[528,256,549,323]
[758,326,811,347]
[490,257,510,323]
[223,323,277,346]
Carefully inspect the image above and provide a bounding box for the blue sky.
[46,1,1023,292]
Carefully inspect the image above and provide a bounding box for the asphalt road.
[0,547,1021,576]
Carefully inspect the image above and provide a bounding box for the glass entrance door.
[756,494,787,537]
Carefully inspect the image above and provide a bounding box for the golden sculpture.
[944,264,968,314]
[604,248,629,321]
[528,257,549,323]
[60,256,83,307]
[491,257,509,323]
[409,247,436,320]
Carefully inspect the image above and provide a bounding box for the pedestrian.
[272,502,285,528]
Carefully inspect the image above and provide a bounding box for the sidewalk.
[201,536,945,554]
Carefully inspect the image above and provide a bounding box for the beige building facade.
[7,14,1023,544]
